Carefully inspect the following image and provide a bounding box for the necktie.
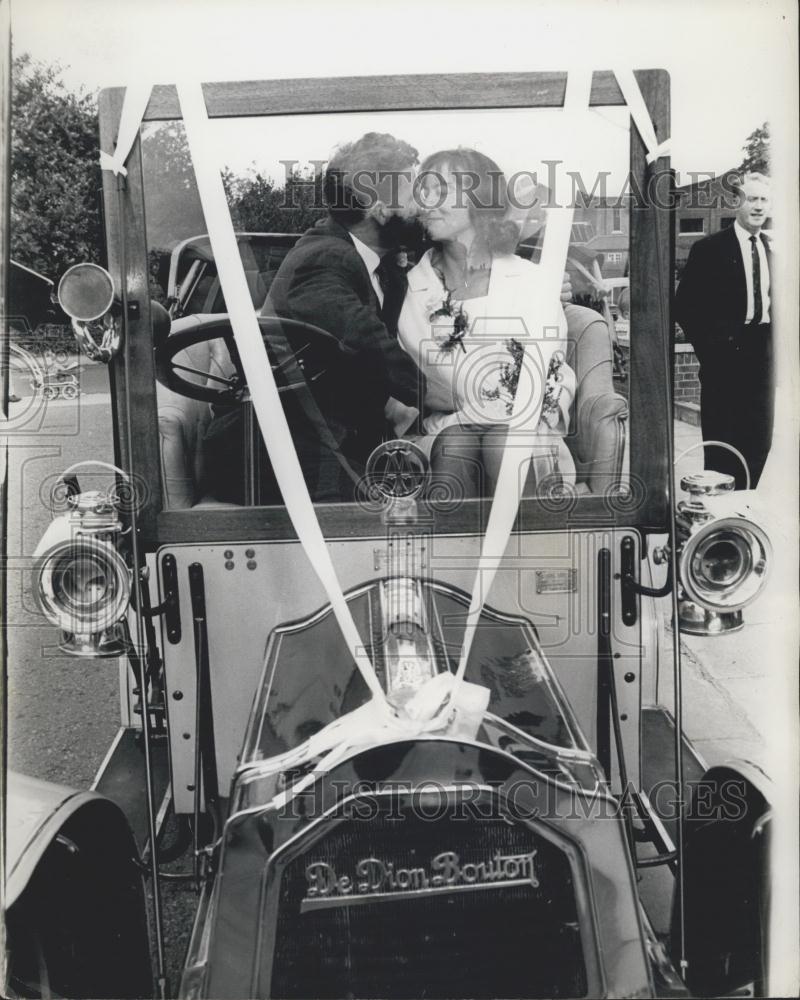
[750,235,762,325]
[376,256,408,337]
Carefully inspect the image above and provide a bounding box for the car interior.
[155,300,627,509]
[144,107,631,512]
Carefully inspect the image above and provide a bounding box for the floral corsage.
[539,350,567,429]
[428,289,468,353]
[481,344,566,425]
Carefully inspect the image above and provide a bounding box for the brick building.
[674,169,741,275]
[674,343,701,411]
[675,169,772,276]
[573,197,630,277]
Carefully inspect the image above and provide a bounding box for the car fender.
[4,771,154,998]
[704,758,772,805]
[675,760,772,997]
[5,770,138,907]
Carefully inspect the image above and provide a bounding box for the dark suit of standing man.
[675,173,773,489]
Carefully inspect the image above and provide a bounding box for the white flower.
[424,293,442,317]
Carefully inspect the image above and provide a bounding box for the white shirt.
[733,220,770,324]
[349,232,384,307]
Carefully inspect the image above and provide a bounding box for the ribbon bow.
[243,672,491,811]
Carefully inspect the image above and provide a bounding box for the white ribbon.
[442,69,594,722]
[177,80,390,709]
[105,72,595,807]
[613,68,671,165]
[176,82,496,805]
[99,81,153,176]
[248,672,490,811]
[176,73,593,800]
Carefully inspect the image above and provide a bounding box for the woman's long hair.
[418,147,521,255]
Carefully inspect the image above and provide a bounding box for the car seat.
[156,305,627,508]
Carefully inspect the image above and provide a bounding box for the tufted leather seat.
[563,303,628,495]
[156,304,627,508]
[156,339,230,509]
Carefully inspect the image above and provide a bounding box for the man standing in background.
[675,173,773,488]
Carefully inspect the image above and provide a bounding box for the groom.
[262,131,425,498]
[203,132,423,504]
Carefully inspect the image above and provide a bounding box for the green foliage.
[141,129,324,255]
[226,166,325,234]
[11,54,103,280]
[738,122,769,175]
[11,55,325,289]
[140,123,206,251]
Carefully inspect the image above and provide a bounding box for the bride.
[395,148,576,499]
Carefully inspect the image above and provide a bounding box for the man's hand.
[560,272,573,304]
[385,397,419,437]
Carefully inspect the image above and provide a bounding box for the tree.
[738,122,769,175]
[225,166,325,234]
[140,128,324,252]
[11,55,323,288]
[140,122,206,251]
[11,54,103,280]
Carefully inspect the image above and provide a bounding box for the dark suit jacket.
[263,217,421,463]
[675,225,771,364]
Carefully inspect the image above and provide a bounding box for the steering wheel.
[154,314,344,404]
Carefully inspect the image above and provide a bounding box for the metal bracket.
[160,553,181,644]
[620,535,638,626]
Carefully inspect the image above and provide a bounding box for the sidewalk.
[672,412,704,485]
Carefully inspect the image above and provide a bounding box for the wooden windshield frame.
[98,69,672,550]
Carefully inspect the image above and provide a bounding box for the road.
[5,356,119,787]
[5,354,198,990]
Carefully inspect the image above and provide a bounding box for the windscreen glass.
[141,107,630,512]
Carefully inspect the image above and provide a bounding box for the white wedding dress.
[392,249,576,485]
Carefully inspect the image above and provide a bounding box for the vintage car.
[2,69,781,999]
[163,232,300,320]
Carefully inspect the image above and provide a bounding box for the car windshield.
[142,106,634,516]
[240,578,596,785]
[166,234,300,316]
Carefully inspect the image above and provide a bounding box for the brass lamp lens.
[36,537,130,633]
[696,535,750,588]
[680,516,770,612]
[52,552,113,617]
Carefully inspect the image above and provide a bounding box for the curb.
[675,400,701,426]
